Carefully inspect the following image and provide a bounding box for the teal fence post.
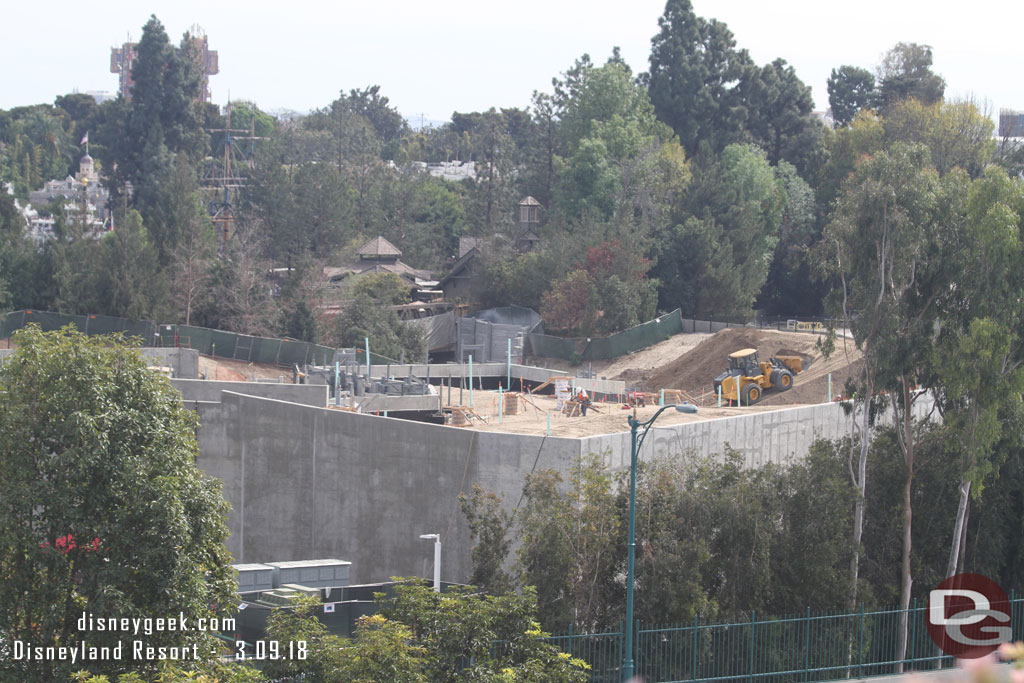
[804,606,811,682]
[859,603,864,679]
[334,361,340,406]
[660,388,665,406]
[828,373,833,402]
[749,611,756,683]
[692,614,698,681]
[546,411,550,436]
[910,597,917,669]
[469,355,474,409]
[718,385,722,408]
[499,387,503,424]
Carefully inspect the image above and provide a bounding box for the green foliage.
[884,98,995,177]
[539,269,599,336]
[827,66,877,127]
[458,485,515,595]
[330,273,424,360]
[479,249,562,311]
[0,326,236,682]
[379,580,589,683]
[647,0,753,155]
[463,447,859,631]
[98,16,208,256]
[517,456,620,630]
[876,42,946,111]
[653,143,783,318]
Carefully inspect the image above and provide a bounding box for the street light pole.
[419,533,441,592]
[622,404,690,681]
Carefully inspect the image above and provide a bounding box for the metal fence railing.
[549,594,1023,683]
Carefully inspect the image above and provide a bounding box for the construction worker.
[577,388,590,416]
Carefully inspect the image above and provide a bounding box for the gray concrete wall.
[143,347,199,379]
[582,403,856,472]
[172,379,328,407]
[355,362,625,395]
[194,392,935,585]
[0,346,199,379]
[196,392,581,584]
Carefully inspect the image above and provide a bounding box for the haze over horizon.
[2,0,1021,123]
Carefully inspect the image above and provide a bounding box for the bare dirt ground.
[636,328,863,407]
[457,328,863,436]
[449,388,785,437]
[197,355,294,382]
[526,333,712,381]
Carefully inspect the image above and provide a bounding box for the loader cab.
[728,349,760,377]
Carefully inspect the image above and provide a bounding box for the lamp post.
[419,533,441,592]
[622,404,689,681]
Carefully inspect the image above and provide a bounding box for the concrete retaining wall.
[196,392,581,584]
[194,391,935,585]
[172,379,328,406]
[356,362,625,395]
[144,347,199,379]
[1,346,199,379]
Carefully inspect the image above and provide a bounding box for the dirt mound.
[616,328,862,407]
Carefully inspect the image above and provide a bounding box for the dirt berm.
[616,328,863,407]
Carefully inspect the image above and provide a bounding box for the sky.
[2,0,1021,124]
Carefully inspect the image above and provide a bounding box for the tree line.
[2,3,1016,351]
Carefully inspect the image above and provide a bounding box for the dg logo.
[927,573,1012,658]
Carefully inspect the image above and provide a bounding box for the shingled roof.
[356,236,402,259]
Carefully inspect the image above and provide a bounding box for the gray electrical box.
[266,559,352,589]
[233,563,274,593]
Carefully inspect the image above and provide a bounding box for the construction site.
[1,312,880,586]
[173,326,863,439]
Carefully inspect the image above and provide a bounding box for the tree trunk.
[945,478,971,579]
[895,378,915,673]
[848,391,871,610]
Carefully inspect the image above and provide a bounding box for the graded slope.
[625,328,862,406]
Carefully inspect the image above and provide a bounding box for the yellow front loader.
[712,349,804,406]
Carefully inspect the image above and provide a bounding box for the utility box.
[266,559,352,589]
[233,563,274,594]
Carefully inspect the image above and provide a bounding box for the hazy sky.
[2,0,1021,122]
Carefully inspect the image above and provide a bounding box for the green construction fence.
[528,309,684,362]
[1,310,399,368]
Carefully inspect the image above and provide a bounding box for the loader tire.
[771,370,793,391]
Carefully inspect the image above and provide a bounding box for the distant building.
[514,196,542,253]
[1000,109,1024,139]
[24,154,110,240]
[322,236,439,306]
[110,29,219,102]
[426,160,476,182]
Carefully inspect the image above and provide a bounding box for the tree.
[539,269,599,337]
[96,209,168,320]
[380,581,590,683]
[652,143,783,318]
[827,66,877,127]
[329,272,424,361]
[98,15,207,252]
[931,167,1024,579]
[742,58,825,178]
[647,0,753,155]
[168,195,217,326]
[459,485,515,596]
[0,326,236,682]
[876,42,945,111]
[823,142,953,668]
[884,98,995,177]
[516,457,620,631]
